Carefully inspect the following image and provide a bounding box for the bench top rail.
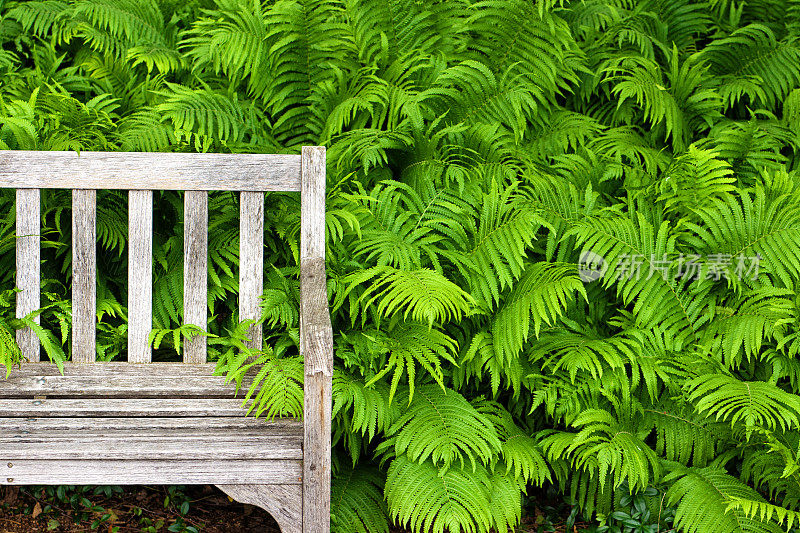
[0,151,301,192]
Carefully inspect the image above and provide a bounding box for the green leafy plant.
[5,0,800,532]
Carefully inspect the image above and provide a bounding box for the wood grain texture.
[0,151,301,192]
[240,192,264,351]
[71,190,96,362]
[300,146,332,533]
[0,435,302,460]
[15,189,39,362]
[0,398,255,417]
[0,362,256,398]
[1,459,302,485]
[184,191,208,363]
[0,417,302,435]
[128,191,152,363]
[218,485,302,533]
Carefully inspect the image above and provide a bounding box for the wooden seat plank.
[1,398,255,417]
[0,417,302,435]
[0,436,301,460]
[0,363,249,398]
[1,460,302,485]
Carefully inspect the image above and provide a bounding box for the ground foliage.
[2,0,800,532]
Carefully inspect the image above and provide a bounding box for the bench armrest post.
[300,146,332,533]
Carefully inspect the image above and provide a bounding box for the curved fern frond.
[492,262,586,365]
[345,266,472,327]
[331,463,389,533]
[687,374,800,434]
[699,24,800,110]
[385,455,521,533]
[666,465,784,533]
[380,385,501,472]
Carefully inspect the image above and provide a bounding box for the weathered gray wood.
[301,146,332,533]
[15,189,39,362]
[1,362,239,377]
[0,417,302,435]
[0,362,252,398]
[0,436,302,460]
[184,191,208,363]
[0,398,254,417]
[240,192,264,351]
[2,460,302,485]
[219,484,302,533]
[71,190,96,363]
[128,190,152,363]
[0,151,301,192]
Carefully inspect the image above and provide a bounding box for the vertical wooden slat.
[301,146,332,533]
[239,192,263,351]
[183,191,208,363]
[15,189,40,362]
[72,190,96,363]
[128,191,152,363]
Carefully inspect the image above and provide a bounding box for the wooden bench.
[0,147,333,533]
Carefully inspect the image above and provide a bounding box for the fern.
[331,464,389,533]
[379,385,502,472]
[687,374,800,435]
[666,466,785,533]
[385,455,521,533]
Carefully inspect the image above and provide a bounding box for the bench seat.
[0,363,304,486]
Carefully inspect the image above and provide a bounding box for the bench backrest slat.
[16,188,40,362]
[128,190,153,363]
[183,191,208,363]
[239,191,265,352]
[72,189,97,362]
[0,151,301,192]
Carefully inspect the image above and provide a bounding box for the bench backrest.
[0,147,330,367]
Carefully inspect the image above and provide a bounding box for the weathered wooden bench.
[0,147,333,533]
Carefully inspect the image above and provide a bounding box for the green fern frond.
[360,322,458,402]
[331,463,389,533]
[385,455,521,533]
[492,262,586,365]
[465,180,544,308]
[466,0,581,103]
[686,184,800,288]
[687,374,800,434]
[699,24,800,110]
[333,371,398,442]
[569,213,708,351]
[657,145,735,215]
[379,385,501,472]
[477,400,552,486]
[217,344,304,420]
[345,266,472,327]
[666,465,784,533]
[542,408,661,493]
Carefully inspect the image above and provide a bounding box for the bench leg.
[217,484,302,533]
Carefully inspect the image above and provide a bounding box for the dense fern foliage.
[4,0,800,531]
